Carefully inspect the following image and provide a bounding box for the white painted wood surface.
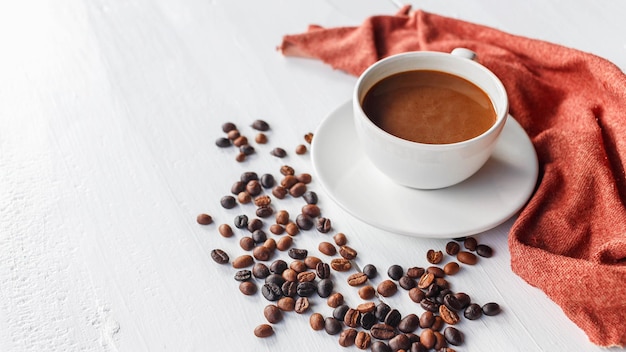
[1,1,625,351]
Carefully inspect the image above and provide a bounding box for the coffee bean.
[233,214,248,229]
[264,304,282,324]
[399,275,416,290]
[387,264,403,280]
[251,119,270,131]
[259,173,275,188]
[289,260,307,273]
[339,245,357,260]
[240,171,258,183]
[439,304,460,325]
[419,311,435,328]
[443,262,460,275]
[324,317,342,335]
[360,312,377,330]
[272,185,288,199]
[417,272,435,289]
[347,272,368,286]
[426,266,445,278]
[343,308,361,328]
[235,152,246,162]
[233,135,248,147]
[420,328,436,349]
[217,223,233,238]
[445,241,461,255]
[253,195,271,208]
[295,297,310,313]
[464,303,483,320]
[220,195,237,209]
[355,331,371,350]
[255,132,267,145]
[327,292,344,308]
[476,244,494,258]
[232,254,253,268]
[315,262,330,279]
[339,328,357,347]
[318,242,336,256]
[284,222,299,236]
[279,165,295,176]
[374,303,391,322]
[304,256,321,269]
[227,129,240,141]
[310,312,325,331]
[362,264,378,279]
[237,192,251,205]
[252,246,271,261]
[221,122,236,133]
[444,326,464,346]
[389,333,411,351]
[268,259,286,274]
[301,204,321,217]
[443,294,464,312]
[370,323,396,340]
[303,190,318,204]
[384,308,402,327]
[333,304,350,321]
[281,280,297,297]
[356,301,376,313]
[434,331,448,350]
[196,213,213,225]
[377,280,397,297]
[253,324,273,338]
[270,147,287,158]
[408,287,425,303]
[256,206,273,218]
[295,144,307,155]
[210,249,229,264]
[317,278,333,298]
[427,249,444,264]
[316,217,332,233]
[296,281,317,297]
[371,341,392,352]
[397,313,419,333]
[288,248,307,260]
[246,180,262,196]
[280,269,296,284]
[420,298,440,313]
[358,285,376,300]
[252,263,270,279]
[296,173,312,184]
[261,282,282,301]
[239,236,255,251]
[234,269,252,282]
[239,281,257,295]
[482,302,501,316]
[289,182,307,197]
[296,270,315,283]
[231,180,246,194]
[330,258,351,271]
[215,137,231,147]
[405,266,424,279]
[457,251,478,265]
[295,214,314,230]
[276,236,293,251]
[464,237,478,251]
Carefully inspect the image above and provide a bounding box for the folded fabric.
[279,5,626,347]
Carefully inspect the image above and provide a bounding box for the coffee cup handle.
[451,48,477,61]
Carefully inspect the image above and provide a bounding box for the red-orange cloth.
[279,6,626,347]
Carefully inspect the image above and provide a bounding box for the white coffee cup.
[353,49,509,189]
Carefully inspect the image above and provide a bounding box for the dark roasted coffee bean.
[222,122,237,133]
[259,173,275,188]
[317,278,333,298]
[315,262,331,279]
[247,218,263,232]
[294,296,310,314]
[240,171,258,183]
[281,280,297,297]
[264,304,282,324]
[355,331,371,350]
[453,292,471,308]
[482,302,501,316]
[288,248,308,260]
[231,180,246,195]
[272,185,288,199]
[296,281,317,297]
[269,259,288,274]
[333,304,350,321]
[371,341,392,352]
[464,237,478,251]
[324,317,342,335]
[425,283,440,298]
[389,334,411,351]
[410,342,428,352]
[251,229,267,244]
[220,195,237,209]
[443,293,464,311]
[265,273,285,286]
[444,326,464,346]
[387,264,404,280]
[434,331,447,350]
[399,275,416,290]
[464,303,483,320]
[234,269,252,282]
[384,308,402,327]
[339,328,357,347]
[302,190,318,204]
[370,323,396,340]
[240,144,255,155]
[215,137,231,147]
[251,119,270,131]
[420,298,440,312]
[261,282,282,301]
[476,244,494,258]
[316,217,332,233]
[374,302,391,322]
[445,241,461,255]
[360,312,377,330]
[343,308,361,328]
[233,214,248,229]
[295,213,314,230]
[270,147,287,158]
[253,323,273,338]
[256,206,273,218]
[339,245,357,260]
[210,249,229,264]
[252,263,270,279]
[406,266,425,278]
[398,313,419,333]
[363,264,378,279]
[436,289,452,304]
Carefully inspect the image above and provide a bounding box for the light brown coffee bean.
[280,165,295,176]
[252,246,271,261]
[355,331,371,350]
[272,185,287,199]
[377,280,398,297]
[420,328,436,349]
[289,182,307,197]
[358,285,376,300]
[302,204,321,217]
[427,249,444,264]
[264,304,282,324]
[439,304,460,325]
[294,297,310,313]
[432,316,445,331]
[285,222,299,236]
[409,287,426,303]
[263,238,276,252]
[275,210,290,225]
[304,132,314,144]
[276,236,293,251]
[419,311,435,328]
[333,232,347,246]
[427,266,445,278]
[417,272,435,289]
[277,296,295,311]
[233,135,248,147]
[255,132,267,144]
[444,262,460,275]
[330,258,352,271]
[269,223,284,235]
[339,328,357,347]
[290,260,307,273]
[235,152,246,162]
[196,213,213,225]
[239,281,257,295]
[296,173,312,184]
[282,269,297,282]
[295,144,307,154]
[232,254,254,268]
[406,266,425,278]
[246,180,262,196]
[254,195,271,207]
[237,191,252,204]
[310,312,325,331]
[218,223,233,237]
[343,308,360,328]
[339,245,358,260]
[254,324,274,338]
[356,301,376,313]
[347,272,368,286]
[304,256,322,269]
[434,331,448,350]
[280,175,297,188]
[318,241,337,256]
[327,292,344,308]
[297,271,316,283]
[457,251,478,265]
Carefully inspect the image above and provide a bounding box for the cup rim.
[354,50,509,150]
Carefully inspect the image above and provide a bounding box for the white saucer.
[311,101,539,238]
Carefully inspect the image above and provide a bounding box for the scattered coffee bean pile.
[202,120,501,351]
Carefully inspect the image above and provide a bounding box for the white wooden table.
[1,1,625,351]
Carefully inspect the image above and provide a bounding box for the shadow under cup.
[353,51,509,190]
